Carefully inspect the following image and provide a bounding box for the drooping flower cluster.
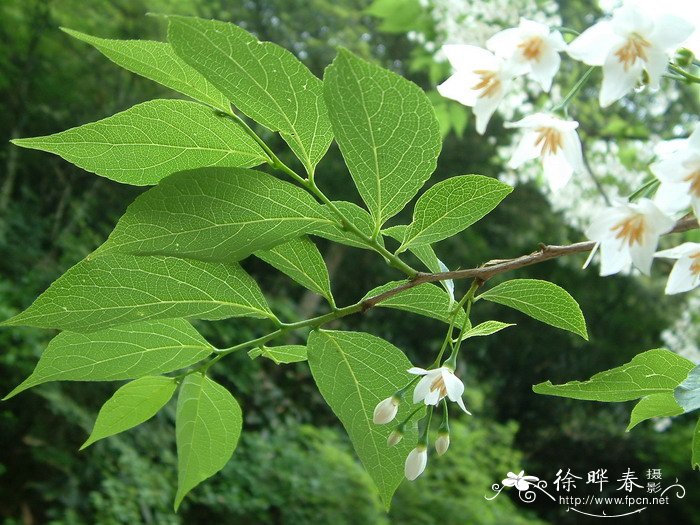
[372,364,470,481]
[436,2,698,295]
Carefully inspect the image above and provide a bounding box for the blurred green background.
[0,0,698,523]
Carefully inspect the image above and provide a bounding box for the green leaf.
[533,349,695,401]
[249,345,308,364]
[11,100,266,186]
[311,201,376,249]
[398,175,512,250]
[168,16,332,175]
[460,321,515,339]
[323,49,441,227]
[307,330,422,509]
[175,374,242,509]
[675,364,700,413]
[5,319,212,399]
[626,393,683,431]
[693,418,700,470]
[61,29,231,112]
[362,281,466,326]
[383,225,441,272]
[255,237,333,303]
[478,279,588,340]
[2,254,274,333]
[96,168,333,262]
[81,376,177,449]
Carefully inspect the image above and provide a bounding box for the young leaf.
[81,376,177,449]
[11,100,266,185]
[398,175,513,250]
[2,254,274,332]
[383,225,454,298]
[249,345,308,364]
[362,281,467,326]
[5,319,212,399]
[96,168,333,263]
[383,225,442,272]
[323,48,441,227]
[175,374,242,509]
[61,29,231,112]
[307,330,422,509]
[675,364,700,413]
[460,320,515,339]
[167,16,332,175]
[533,349,695,401]
[478,279,588,340]
[626,393,683,431]
[255,237,333,303]
[311,201,377,249]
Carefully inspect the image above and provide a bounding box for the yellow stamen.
[518,36,544,62]
[684,170,700,197]
[611,214,647,246]
[691,252,700,276]
[473,69,501,98]
[534,127,563,156]
[430,375,448,399]
[614,34,651,71]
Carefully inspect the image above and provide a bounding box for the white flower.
[567,4,695,107]
[373,396,399,424]
[437,45,516,134]
[487,18,567,91]
[405,445,428,481]
[435,433,450,456]
[585,198,675,276]
[651,125,700,217]
[655,242,700,294]
[408,366,471,413]
[502,471,539,491]
[505,113,584,191]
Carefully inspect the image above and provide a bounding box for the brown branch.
[362,216,699,309]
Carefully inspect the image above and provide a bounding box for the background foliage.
[0,0,697,523]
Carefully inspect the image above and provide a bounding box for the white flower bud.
[373,396,399,425]
[404,445,428,481]
[435,433,450,456]
[387,429,403,447]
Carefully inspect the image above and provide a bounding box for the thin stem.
[418,406,434,445]
[553,67,595,113]
[669,64,700,84]
[445,281,479,369]
[397,404,425,428]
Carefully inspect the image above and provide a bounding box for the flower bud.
[404,445,428,481]
[675,48,694,67]
[435,432,450,456]
[373,396,399,424]
[387,429,403,447]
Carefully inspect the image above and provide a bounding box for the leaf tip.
[531,381,552,394]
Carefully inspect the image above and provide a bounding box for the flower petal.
[649,14,695,50]
[656,242,700,259]
[567,21,617,66]
[599,52,643,107]
[529,48,561,92]
[629,233,659,275]
[412,375,432,403]
[456,396,472,414]
[408,367,429,375]
[473,89,504,135]
[443,370,465,401]
[599,239,633,276]
[665,257,700,294]
[442,44,497,72]
[508,131,541,168]
[644,45,670,87]
[437,71,480,107]
[542,152,574,191]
